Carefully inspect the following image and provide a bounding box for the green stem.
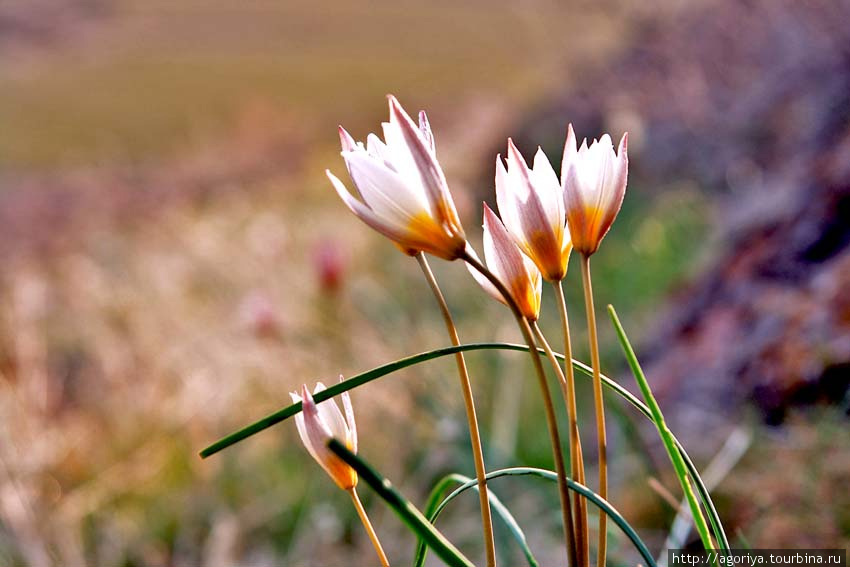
[461,249,577,567]
[416,253,496,567]
[579,254,607,567]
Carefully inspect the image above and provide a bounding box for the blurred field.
[1,0,846,566]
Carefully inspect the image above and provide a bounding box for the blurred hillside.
[508,0,850,547]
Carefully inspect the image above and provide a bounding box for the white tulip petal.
[465,244,503,304]
[418,110,436,153]
[506,141,551,237]
[495,155,524,244]
[327,170,417,245]
[316,395,349,442]
[482,205,540,319]
[561,123,578,181]
[562,126,629,255]
[482,208,519,306]
[310,382,348,441]
[329,96,467,260]
[298,385,335,476]
[340,380,357,453]
[531,147,564,234]
[388,96,453,214]
[344,152,431,224]
[379,117,429,203]
[338,126,357,153]
[365,133,396,171]
[598,133,629,238]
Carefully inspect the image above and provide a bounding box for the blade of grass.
[199,341,730,551]
[327,440,476,567]
[413,473,539,567]
[419,467,656,567]
[200,343,510,458]
[607,305,714,551]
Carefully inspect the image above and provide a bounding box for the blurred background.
[1,0,849,565]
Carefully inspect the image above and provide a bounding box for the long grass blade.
[328,440,476,567]
[607,305,715,552]
[199,341,730,550]
[413,473,540,567]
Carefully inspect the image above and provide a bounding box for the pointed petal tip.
[564,124,577,152]
[338,126,356,151]
[533,146,549,164]
[387,94,405,115]
[506,138,528,167]
[481,201,498,229]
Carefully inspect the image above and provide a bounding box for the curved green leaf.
[198,341,729,551]
[422,467,656,567]
[414,473,539,567]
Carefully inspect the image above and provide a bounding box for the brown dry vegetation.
[1,1,848,565]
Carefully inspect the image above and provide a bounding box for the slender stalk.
[461,249,577,567]
[348,487,391,567]
[579,254,607,567]
[554,281,589,567]
[530,320,586,567]
[416,253,497,567]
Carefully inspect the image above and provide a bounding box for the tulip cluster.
[328,97,626,310]
[293,95,629,567]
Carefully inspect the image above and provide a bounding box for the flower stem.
[531,318,587,567]
[416,253,497,567]
[348,487,391,567]
[580,254,607,567]
[554,280,589,567]
[461,249,578,567]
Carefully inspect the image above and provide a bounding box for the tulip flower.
[327,96,467,261]
[291,380,390,566]
[561,124,628,567]
[561,124,628,256]
[469,204,542,321]
[496,140,572,281]
[290,381,358,490]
